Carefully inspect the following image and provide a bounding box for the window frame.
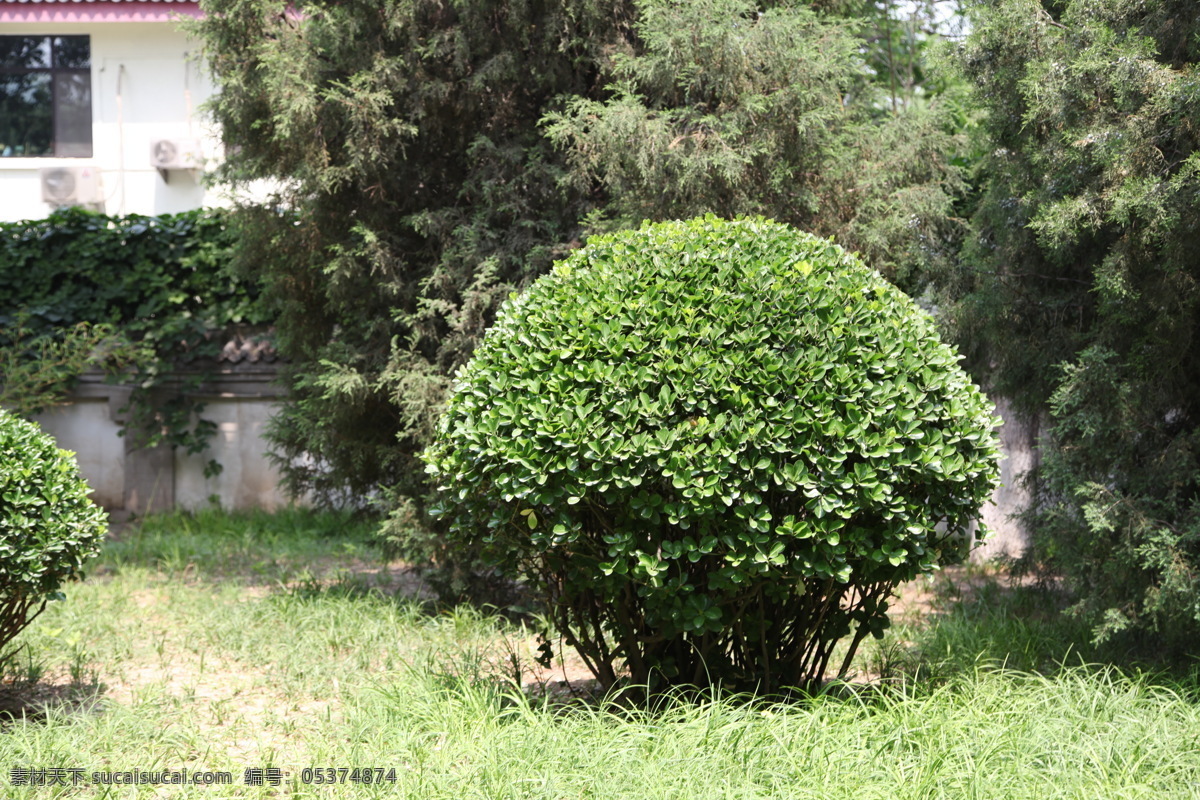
[0,34,93,159]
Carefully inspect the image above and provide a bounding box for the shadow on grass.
[99,507,385,583]
[0,652,105,727]
[275,570,438,611]
[104,509,535,621]
[871,563,1200,700]
[893,564,1096,676]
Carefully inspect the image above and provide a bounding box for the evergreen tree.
[195,0,969,543]
[194,0,633,504]
[953,0,1200,648]
[546,0,970,289]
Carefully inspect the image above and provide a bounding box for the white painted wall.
[31,398,125,509]
[0,20,221,221]
[174,400,293,511]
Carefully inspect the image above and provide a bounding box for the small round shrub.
[425,216,999,694]
[0,409,107,655]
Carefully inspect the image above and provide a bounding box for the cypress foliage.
[544,0,969,287]
[195,0,634,504]
[953,0,1200,648]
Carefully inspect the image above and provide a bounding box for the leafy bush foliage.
[0,409,106,656]
[0,207,263,463]
[0,318,139,419]
[0,208,254,345]
[426,217,999,693]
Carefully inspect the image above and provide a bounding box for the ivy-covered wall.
[0,207,286,512]
[0,206,267,458]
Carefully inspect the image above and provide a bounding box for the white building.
[0,0,218,222]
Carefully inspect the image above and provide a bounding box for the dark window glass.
[0,35,91,157]
[53,36,90,70]
[0,37,51,70]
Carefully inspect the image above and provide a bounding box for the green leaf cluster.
[950,0,1200,650]
[0,207,262,460]
[426,216,999,693]
[0,317,139,419]
[0,409,106,656]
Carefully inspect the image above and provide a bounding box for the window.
[0,35,92,158]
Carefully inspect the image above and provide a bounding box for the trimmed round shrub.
[425,216,999,693]
[0,409,106,655]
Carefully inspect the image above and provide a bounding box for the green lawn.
[2,509,1198,798]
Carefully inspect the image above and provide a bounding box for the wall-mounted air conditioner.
[150,139,203,171]
[40,166,104,207]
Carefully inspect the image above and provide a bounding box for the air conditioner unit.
[150,138,203,171]
[40,166,104,206]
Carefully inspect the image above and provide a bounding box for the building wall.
[174,399,294,511]
[28,369,297,514]
[0,14,220,221]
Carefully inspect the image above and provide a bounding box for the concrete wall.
[0,16,222,221]
[30,368,295,513]
[30,397,125,508]
[174,399,292,511]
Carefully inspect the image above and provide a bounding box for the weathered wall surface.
[31,363,294,513]
[174,399,292,511]
[31,397,125,509]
